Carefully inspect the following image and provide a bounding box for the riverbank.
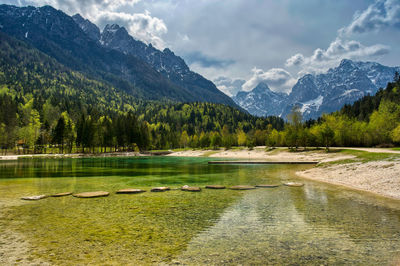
[168,147,356,162]
[169,147,400,200]
[296,159,400,200]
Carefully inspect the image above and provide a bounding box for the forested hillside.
[0,32,283,153]
[0,32,138,116]
[0,4,237,106]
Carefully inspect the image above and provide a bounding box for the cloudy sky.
[3,0,400,96]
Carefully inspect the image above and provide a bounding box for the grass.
[318,148,400,167]
[339,149,400,162]
[202,150,220,157]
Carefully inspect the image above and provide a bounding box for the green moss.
[8,190,239,264]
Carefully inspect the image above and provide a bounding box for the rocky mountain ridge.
[234,59,400,120]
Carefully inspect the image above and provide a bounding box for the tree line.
[0,93,286,154]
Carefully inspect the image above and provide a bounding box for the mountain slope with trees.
[0,4,237,106]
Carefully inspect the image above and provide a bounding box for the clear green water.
[1,157,400,265]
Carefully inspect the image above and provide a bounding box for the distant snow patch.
[340,89,360,97]
[300,95,323,113]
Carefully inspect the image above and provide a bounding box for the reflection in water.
[179,184,400,265]
[1,157,400,264]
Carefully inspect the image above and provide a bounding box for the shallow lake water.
[1,156,400,265]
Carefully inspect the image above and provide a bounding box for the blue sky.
[2,0,400,96]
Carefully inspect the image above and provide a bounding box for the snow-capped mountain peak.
[233,82,288,117]
[233,59,400,120]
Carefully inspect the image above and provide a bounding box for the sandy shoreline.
[169,147,400,200]
[296,160,400,200]
[168,147,356,162]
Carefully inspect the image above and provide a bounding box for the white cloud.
[96,10,167,48]
[285,53,304,67]
[289,39,390,75]
[213,77,245,97]
[339,0,400,36]
[285,0,396,76]
[242,68,296,93]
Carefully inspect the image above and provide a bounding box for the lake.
[1,156,400,265]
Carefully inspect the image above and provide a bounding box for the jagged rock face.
[353,60,400,90]
[281,59,378,120]
[0,5,92,45]
[99,23,233,104]
[100,24,147,55]
[72,13,100,42]
[101,24,188,75]
[289,74,319,103]
[233,82,288,117]
[234,59,400,120]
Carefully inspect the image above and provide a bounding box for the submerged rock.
[181,185,201,192]
[116,189,146,194]
[73,191,110,198]
[229,185,256,190]
[205,185,226,189]
[51,192,72,197]
[21,195,47,201]
[256,184,280,188]
[151,187,170,192]
[283,182,304,187]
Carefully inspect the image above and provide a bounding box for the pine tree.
[52,116,65,153]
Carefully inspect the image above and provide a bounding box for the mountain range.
[1,4,398,121]
[233,59,400,120]
[0,4,236,107]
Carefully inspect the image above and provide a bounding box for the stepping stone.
[21,195,47,201]
[73,191,110,198]
[151,187,170,192]
[51,192,72,197]
[229,185,256,190]
[116,189,146,194]
[181,185,201,192]
[205,185,226,189]
[283,182,304,187]
[256,184,280,188]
